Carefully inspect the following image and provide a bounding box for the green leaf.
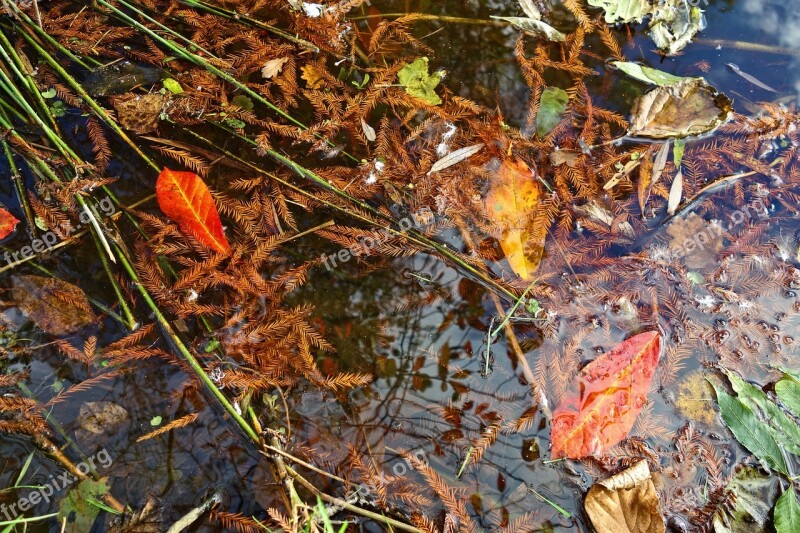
[775,377,800,418]
[536,87,569,137]
[41,88,57,99]
[776,489,800,533]
[711,382,789,475]
[712,466,775,533]
[588,0,650,24]
[150,415,162,426]
[613,62,687,87]
[58,478,109,533]
[686,271,703,285]
[231,94,254,111]
[397,57,444,106]
[224,118,247,129]
[673,138,686,166]
[724,370,800,455]
[162,78,184,95]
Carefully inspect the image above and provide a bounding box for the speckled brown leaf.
[113,93,168,134]
[585,460,666,533]
[12,275,95,335]
[77,401,130,435]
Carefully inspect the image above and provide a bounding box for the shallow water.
[2,0,800,531]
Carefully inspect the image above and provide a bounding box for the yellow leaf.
[301,64,326,89]
[485,157,544,280]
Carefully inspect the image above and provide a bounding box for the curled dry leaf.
[428,143,484,175]
[484,156,544,281]
[585,460,666,533]
[628,78,732,139]
[12,275,95,335]
[360,117,376,142]
[550,331,661,459]
[156,168,230,253]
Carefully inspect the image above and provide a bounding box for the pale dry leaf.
[360,117,376,142]
[585,460,666,533]
[261,57,290,79]
[667,169,683,215]
[428,143,484,175]
[651,141,670,186]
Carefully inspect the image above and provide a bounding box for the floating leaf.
[711,382,789,476]
[589,0,650,23]
[536,87,569,137]
[150,415,162,426]
[724,369,800,455]
[491,16,566,42]
[156,168,230,253]
[776,489,800,533]
[261,57,290,79]
[614,62,686,86]
[628,78,732,139]
[517,0,541,19]
[675,370,717,424]
[58,478,110,533]
[300,64,326,89]
[428,143,484,175]
[651,141,670,186]
[397,57,444,106]
[550,331,661,459]
[673,138,686,167]
[667,169,682,215]
[360,117,376,142]
[585,460,666,533]
[230,94,254,111]
[484,156,544,281]
[0,207,20,240]
[727,63,777,93]
[12,275,95,335]
[162,78,183,95]
[775,374,800,417]
[41,87,57,98]
[649,4,704,56]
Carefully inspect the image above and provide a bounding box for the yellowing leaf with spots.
[485,156,544,280]
[156,168,230,253]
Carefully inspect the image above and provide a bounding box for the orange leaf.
[0,207,20,240]
[484,156,544,280]
[550,331,661,459]
[156,168,230,253]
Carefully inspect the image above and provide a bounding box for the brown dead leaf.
[484,156,544,280]
[12,275,95,335]
[585,460,666,533]
[108,496,161,533]
[628,78,732,139]
[112,93,168,135]
[301,64,326,89]
[261,57,290,79]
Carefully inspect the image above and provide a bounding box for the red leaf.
[156,168,230,253]
[550,331,661,459]
[0,208,20,240]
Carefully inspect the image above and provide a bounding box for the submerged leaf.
[113,93,168,135]
[156,168,230,253]
[58,478,110,533]
[536,87,569,137]
[485,156,544,281]
[12,275,95,335]
[667,169,683,215]
[585,460,666,533]
[629,78,732,139]
[550,331,661,459]
[712,466,776,533]
[397,57,444,106]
